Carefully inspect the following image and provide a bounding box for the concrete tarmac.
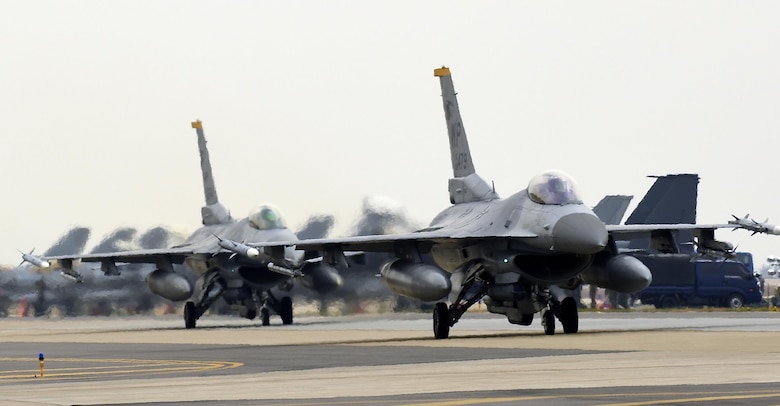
[1,311,780,405]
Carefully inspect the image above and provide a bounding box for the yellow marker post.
[38,353,44,378]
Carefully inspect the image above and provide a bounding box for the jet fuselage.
[428,188,608,283]
[180,218,303,289]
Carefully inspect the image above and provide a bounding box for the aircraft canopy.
[527,170,583,205]
[248,204,287,230]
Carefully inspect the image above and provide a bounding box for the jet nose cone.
[553,213,608,254]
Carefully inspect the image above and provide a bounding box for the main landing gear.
[432,263,580,339]
[184,271,225,329]
[433,262,489,339]
[183,270,294,329]
[183,291,294,329]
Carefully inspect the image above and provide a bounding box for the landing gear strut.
[432,262,489,339]
[184,301,197,329]
[184,271,226,329]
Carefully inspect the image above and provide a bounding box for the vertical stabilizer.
[435,67,499,204]
[593,195,633,225]
[625,173,699,250]
[626,174,698,225]
[191,121,232,225]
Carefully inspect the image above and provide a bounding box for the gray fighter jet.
[251,67,779,339]
[23,121,342,328]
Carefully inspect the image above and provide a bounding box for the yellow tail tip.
[191,120,203,129]
[433,67,451,77]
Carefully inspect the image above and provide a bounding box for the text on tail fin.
[435,67,476,178]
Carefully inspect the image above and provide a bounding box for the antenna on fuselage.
[434,67,499,204]
[192,120,232,226]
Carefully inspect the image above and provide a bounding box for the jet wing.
[607,215,780,237]
[605,223,737,240]
[251,228,538,253]
[607,218,780,255]
[43,245,210,265]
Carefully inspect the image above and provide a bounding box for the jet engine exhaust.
[580,254,652,293]
[380,259,451,302]
[146,269,194,301]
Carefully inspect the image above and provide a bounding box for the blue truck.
[634,253,763,309]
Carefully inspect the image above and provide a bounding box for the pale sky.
[2,1,779,267]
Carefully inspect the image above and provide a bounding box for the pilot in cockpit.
[248,204,286,230]
[527,171,582,205]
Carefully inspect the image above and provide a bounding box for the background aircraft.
[252,67,779,339]
[24,121,343,328]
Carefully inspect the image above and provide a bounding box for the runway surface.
[1,311,780,405]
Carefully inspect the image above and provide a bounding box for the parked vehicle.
[634,253,763,309]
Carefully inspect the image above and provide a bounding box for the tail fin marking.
[191,120,232,226]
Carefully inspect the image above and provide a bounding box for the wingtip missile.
[728,214,780,235]
[18,249,50,268]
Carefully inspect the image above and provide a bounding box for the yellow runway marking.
[402,389,780,406]
[0,357,243,380]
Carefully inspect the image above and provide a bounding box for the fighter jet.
[250,66,779,339]
[25,121,342,328]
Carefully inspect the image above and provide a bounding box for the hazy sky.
[2,1,779,267]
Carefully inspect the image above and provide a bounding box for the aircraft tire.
[542,309,555,335]
[280,297,293,325]
[260,308,270,326]
[184,301,197,329]
[560,297,579,334]
[433,302,450,339]
[245,309,257,320]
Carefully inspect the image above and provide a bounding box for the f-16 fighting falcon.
[250,67,780,339]
[21,121,342,328]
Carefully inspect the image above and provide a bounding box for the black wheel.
[433,302,450,339]
[519,313,534,326]
[660,296,677,309]
[725,293,745,309]
[245,309,257,320]
[261,308,270,326]
[542,309,555,335]
[280,297,293,325]
[560,297,579,334]
[184,301,197,329]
